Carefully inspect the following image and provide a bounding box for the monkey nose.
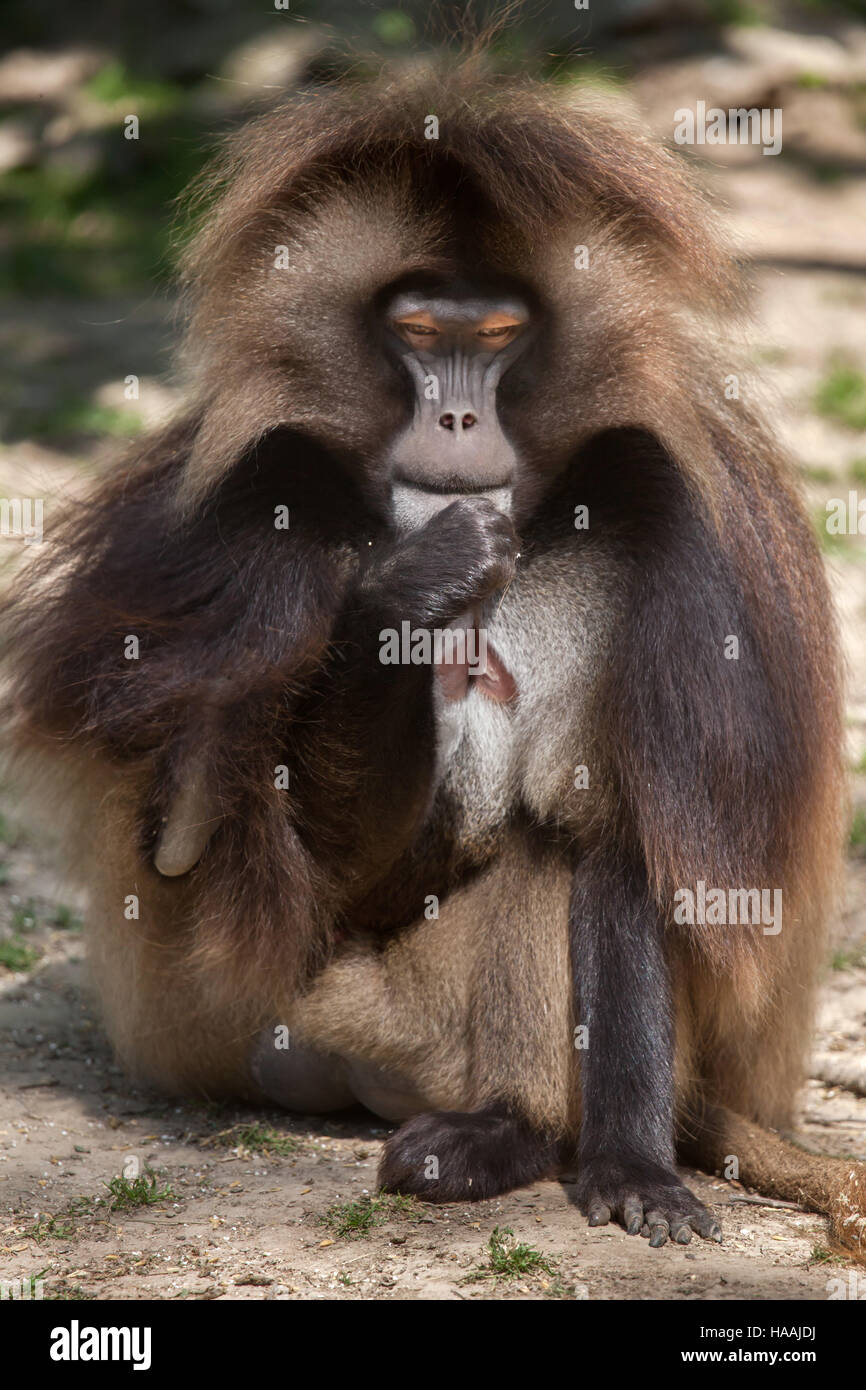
[438,411,478,431]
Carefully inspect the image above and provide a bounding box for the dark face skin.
[384,286,533,531]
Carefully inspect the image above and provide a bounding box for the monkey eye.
[393,317,440,343]
[476,318,526,345]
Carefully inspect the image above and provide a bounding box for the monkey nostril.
[461,413,477,430]
[439,412,455,431]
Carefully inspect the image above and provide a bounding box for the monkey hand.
[364,496,519,629]
[574,1154,722,1248]
[378,1103,561,1202]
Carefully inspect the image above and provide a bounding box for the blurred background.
[0,0,865,1298]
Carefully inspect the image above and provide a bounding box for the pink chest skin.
[433,608,517,705]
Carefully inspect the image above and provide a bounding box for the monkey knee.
[250,1029,354,1113]
[343,1060,429,1123]
[251,1027,434,1121]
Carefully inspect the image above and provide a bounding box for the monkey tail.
[683,1104,866,1262]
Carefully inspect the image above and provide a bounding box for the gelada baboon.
[5,58,865,1254]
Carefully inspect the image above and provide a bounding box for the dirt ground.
[2,31,866,1301]
[0,877,863,1302]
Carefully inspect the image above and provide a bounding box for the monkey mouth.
[391,480,512,531]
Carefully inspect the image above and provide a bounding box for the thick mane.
[180,64,735,309]
[169,63,744,515]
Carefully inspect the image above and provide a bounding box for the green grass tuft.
[105,1171,175,1211]
[0,938,39,972]
[49,903,84,932]
[320,1192,421,1239]
[464,1225,557,1283]
[831,944,866,971]
[209,1121,303,1157]
[11,899,38,932]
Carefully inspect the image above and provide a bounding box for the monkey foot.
[575,1155,722,1247]
[378,1103,563,1202]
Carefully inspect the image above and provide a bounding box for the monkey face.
[383,285,533,532]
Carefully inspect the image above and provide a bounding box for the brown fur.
[2,58,860,1254]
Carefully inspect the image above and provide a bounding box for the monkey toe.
[576,1156,722,1248]
[378,1103,563,1203]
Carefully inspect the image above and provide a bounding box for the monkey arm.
[282,497,517,900]
[151,638,435,889]
[285,619,438,896]
[570,849,721,1246]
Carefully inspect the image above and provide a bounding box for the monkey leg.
[567,850,723,1247]
[85,867,266,1099]
[249,1035,355,1114]
[378,1102,567,1202]
[283,831,578,1197]
[250,1030,435,1122]
[19,751,267,1098]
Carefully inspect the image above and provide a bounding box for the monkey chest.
[433,548,623,832]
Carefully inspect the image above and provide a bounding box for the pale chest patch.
[433,543,625,828]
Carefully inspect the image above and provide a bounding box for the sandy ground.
[0,891,863,1302]
[2,46,866,1301]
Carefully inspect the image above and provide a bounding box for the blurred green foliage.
[815,360,866,431]
[18,397,144,442]
[372,10,417,46]
[0,86,208,298]
[83,61,184,114]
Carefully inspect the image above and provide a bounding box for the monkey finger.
[645,1210,671,1247]
[670,1220,693,1245]
[689,1210,723,1242]
[621,1195,644,1235]
[587,1199,612,1227]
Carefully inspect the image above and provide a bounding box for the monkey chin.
[391,481,512,532]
